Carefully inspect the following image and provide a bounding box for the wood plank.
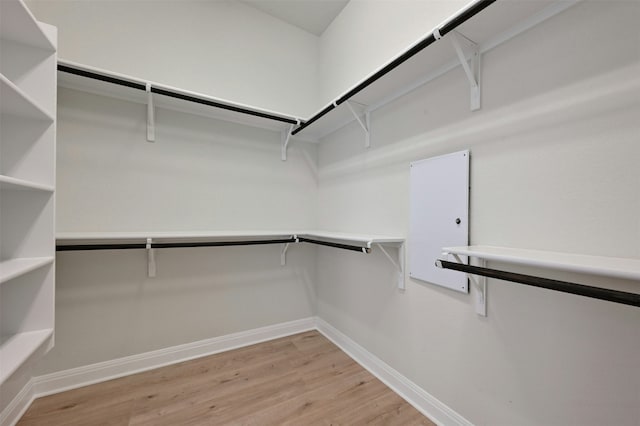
[18,331,435,425]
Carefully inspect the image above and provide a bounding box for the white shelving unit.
[56,230,297,242]
[0,258,54,285]
[56,59,311,159]
[0,330,54,385]
[440,246,640,315]
[292,0,579,141]
[0,74,54,122]
[0,0,57,388]
[56,231,404,252]
[53,1,580,155]
[442,246,640,282]
[56,230,404,248]
[56,230,407,288]
[56,60,306,138]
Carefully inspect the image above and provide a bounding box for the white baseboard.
[0,380,34,426]
[6,316,468,426]
[315,318,473,426]
[32,317,316,398]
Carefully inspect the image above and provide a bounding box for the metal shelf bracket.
[449,31,481,111]
[345,100,371,148]
[146,238,156,277]
[377,243,405,290]
[146,83,155,142]
[281,123,296,161]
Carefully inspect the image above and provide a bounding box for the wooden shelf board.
[443,245,640,282]
[0,328,53,384]
[0,257,54,285]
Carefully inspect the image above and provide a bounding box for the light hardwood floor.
[19,331,435,425]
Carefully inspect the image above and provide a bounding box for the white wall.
[318,0,469,107]
[28,0,319,117]
[35,88,318,374]
[55,89,317,233]
[315,1,640,425]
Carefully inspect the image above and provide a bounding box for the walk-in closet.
[1,0,638,424]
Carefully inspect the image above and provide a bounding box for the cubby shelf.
[0,0,57,391]
[0,257,54,285]
[0,329,53,384]
[442,245,640,282]
[0,0,55,51]
[0,73,54,122]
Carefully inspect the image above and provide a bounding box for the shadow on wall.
[38,244,316,375]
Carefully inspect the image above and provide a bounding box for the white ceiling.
[240,0,349,36]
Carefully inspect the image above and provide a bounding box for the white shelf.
[0,328,53,383]
[57,230,296,245]
[302,231,404,247]
[57,60,305,135]
[54,2,576,142]
[0,0,56,391]
[297,0,576,139]
[56,230,404,247]
[442,246,640,282]
[0,175,55,192]
[0,73,54,122]
[56,231,406,288]
[0,257,54,285]
[0,0,55,52]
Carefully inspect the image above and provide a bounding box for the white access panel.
[409,150,469,292]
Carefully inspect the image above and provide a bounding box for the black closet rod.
[297,237,370,253]
[57,243,147,251]
[436,260,640,308]
[291,0,496,136]
[57,64,300,125]
[56,238,297,252]
[58,64,147,90]
[56,237,371,253]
